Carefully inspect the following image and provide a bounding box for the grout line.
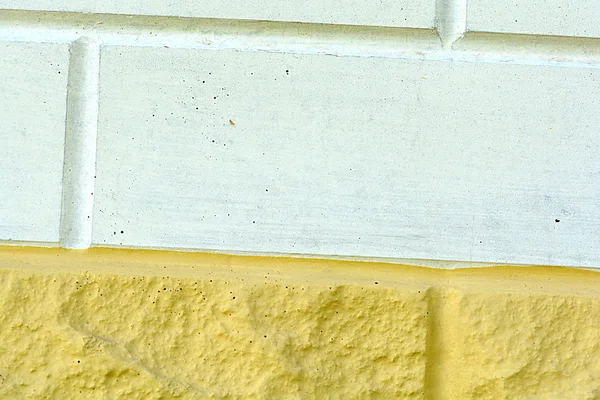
[0,10,598,68]
[92,245,509,269]
[423,286,448,400]
[0,9,440,48]
[59,37,100,249]
[90,244,600,270]
[435,0,467,48]
[0,240,61,248]
[0,240,596,271]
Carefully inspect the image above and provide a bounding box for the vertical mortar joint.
[424,286,448,400]
[59,37,100,249]
[435,0,467,48]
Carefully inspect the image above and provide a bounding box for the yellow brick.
[441,289,600,400]
[1,247,600,399]
[0,248,431,399]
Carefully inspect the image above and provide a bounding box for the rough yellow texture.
[0,248,432,399]
[442,290,600,400]
[0,247,599,399]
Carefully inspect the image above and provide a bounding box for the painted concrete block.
[0,0,436,29]
[94,46,600,267]
[0,41,69,243]
[2,248,600,398]
[443,289,600,399]
[0,251,431,399]
[467,0,600,38]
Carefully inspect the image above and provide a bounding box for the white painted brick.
[467,0,600,38]
[0,41,69,242]
[0,0,436,29]
[94,46,600,267]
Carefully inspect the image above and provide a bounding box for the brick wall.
[0,2,599,398]
[1,4,599,267]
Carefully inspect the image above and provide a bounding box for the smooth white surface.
[94,46,600,267]
[0,0,436,29]
[467,0,600,38]
[60,37,100,248]
[0,41,69,242]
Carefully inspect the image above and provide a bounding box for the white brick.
[0,0,436,29]
[467,0,600,38]
[0,42,69,243]
[94,46,600,267]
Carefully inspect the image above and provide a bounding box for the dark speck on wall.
[555,219,560,223]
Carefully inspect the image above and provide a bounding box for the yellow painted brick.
[0,249,431,399]
[1,247,599,399]
[442,290,600,400]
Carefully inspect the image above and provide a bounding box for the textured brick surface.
[1,0,600,397]
[1,249,600,398]
[0,260,430,399]
[443,290,600,399]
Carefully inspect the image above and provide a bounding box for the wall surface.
[0,248,599,399]
[0,0,599,398]
[0,5,599,267]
